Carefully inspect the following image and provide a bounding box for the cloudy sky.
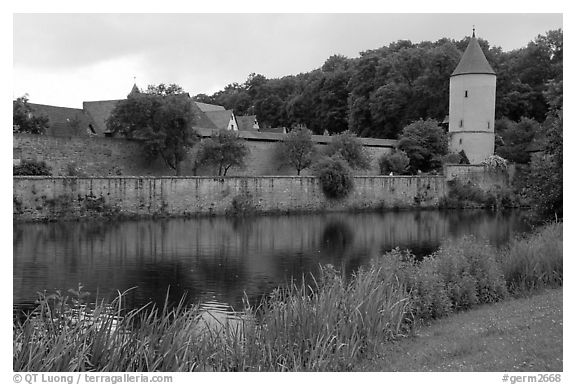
[13,13,562,108]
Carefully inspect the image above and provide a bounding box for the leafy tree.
[325,131,372,170]
[526,110,562,220]
[13,95,49,134]
[146,83,186,96]
[107,88,198,175]
[378,150,410,175]
[276,126,316,175]
[196,130,250,176]
[397,119,448,173]
[495,117,540,164]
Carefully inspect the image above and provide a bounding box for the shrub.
[435,237,508,306]
[378,150,410,175]
[64,162,88,177]
[481,155,508,171]
[13,160,52,176]
[315,156,354,199]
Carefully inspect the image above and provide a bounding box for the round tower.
[448,29,496,164]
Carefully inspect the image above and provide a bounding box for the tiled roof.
[83,100,123,134]
[236,115,258,131]
[259,127,286,134]
[451,36,495,77]
[27,103,91,137]
[195,127,396,148]
[190,102,218,129]
[194,102,226,112]
[204,110,235,130]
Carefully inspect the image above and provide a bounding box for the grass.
[356,288,562,371]
[13,223,562,372]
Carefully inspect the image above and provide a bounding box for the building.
[448,29,496,164]
[236,115,260,131]
[23,85,248,137]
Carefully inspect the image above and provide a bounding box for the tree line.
[194,30,562,140]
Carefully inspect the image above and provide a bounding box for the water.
[13,210,531,315]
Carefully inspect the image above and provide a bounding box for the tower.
[448,29,496,164]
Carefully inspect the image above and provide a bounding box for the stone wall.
[13,176,447,221]
[13,133,395,177]
[444,164,509,190]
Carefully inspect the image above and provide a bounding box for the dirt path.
[357,288,563,372]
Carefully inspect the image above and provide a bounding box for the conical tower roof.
[451,33,495,77]
[128,83,140,97]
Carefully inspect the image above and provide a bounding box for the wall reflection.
[13,210,531,313]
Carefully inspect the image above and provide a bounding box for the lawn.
[357,288,563,371]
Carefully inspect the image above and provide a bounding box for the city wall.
[13,176,447,221]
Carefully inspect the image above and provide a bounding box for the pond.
[13,210,531,316]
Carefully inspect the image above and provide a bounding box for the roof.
[204,110,235,130]
[194,102,226,112]
[83,100,122,134]
[451,36,495,77]
[259,127,286,134]
[128,84,140,96]
[27,103,91,137]
[236,115,258,131]
[195,127,397,148]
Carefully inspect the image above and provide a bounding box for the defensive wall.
[13,176,447,221]
[13,132,396,177]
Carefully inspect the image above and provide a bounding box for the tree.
[146,83,186,96]
[13,95,49,134]
[526,110,562,220]
[107,88,198,175]
[196,130,250,176]
[276,126,316,175]
[325,131,372,170]
[495,117,540,164]
[397,119,448,173]
[378,150,410,175]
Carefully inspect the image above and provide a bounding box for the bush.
[315,156,354,199]
[13,160,52,176]
[435,237,508,306]
[64,162,88,177]
[441,179,519,210]
[378,150,410,175]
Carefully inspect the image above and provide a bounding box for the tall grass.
[499,222,563,294]
[13,223,562,372]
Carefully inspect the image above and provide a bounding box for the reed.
[499,222,563,294]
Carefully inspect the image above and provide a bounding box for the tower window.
[459,120,463,128]
[459,138,463,145]
[465,90,468,98]
[487,122,490,129]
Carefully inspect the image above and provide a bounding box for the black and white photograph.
[9,6,565,381]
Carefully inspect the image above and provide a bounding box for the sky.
[13,13,563,108]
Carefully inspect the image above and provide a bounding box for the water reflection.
[13,210,531,314]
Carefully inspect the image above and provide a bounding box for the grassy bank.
[357,288,562,371]
[13,223,562,371]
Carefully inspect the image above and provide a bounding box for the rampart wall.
[13,176,447,221]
